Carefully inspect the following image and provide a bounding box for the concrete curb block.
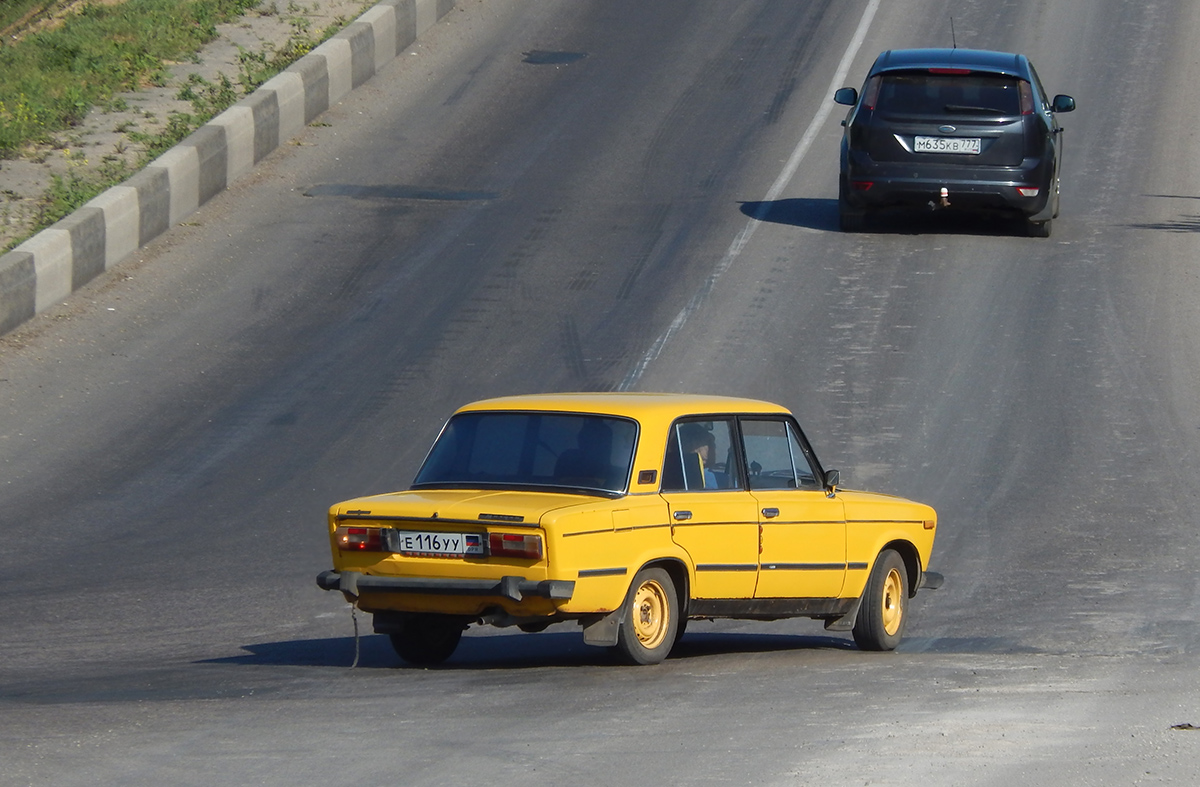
[0,0,454,336]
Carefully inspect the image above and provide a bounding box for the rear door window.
[662,419,741,491]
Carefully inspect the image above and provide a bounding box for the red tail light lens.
[335,526,385,551]
[1019,81,1034,115]
[861,75,882,110]
[489,533,543,559]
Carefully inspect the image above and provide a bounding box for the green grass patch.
[0,1,53,34]
[0,0,261,158]
[1,0,360,253]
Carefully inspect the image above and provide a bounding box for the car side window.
[740,419,820,491]
[786,421,820,489]
[661,419,741,491]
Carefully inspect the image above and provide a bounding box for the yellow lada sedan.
[317,393,942,665]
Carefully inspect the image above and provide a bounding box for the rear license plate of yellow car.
[914,135,981,154]
[394,530,484,556]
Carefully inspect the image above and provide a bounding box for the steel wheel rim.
[881,567,903,636]
[632,579,670,649]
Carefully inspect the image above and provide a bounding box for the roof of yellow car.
[456,392,790,419]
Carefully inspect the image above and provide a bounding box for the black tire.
[614,568,679,665]
[388,614,465,665]
[852,549,909,651]
[1026,217,1052,238]
[838,179,866,232]
[673,615,689,648]
[840,205,866,233]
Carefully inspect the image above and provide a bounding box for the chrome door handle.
[673,510,692,521]
[762,508,780,518]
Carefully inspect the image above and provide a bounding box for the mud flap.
[581,608,622,647]
[823,595,863,632]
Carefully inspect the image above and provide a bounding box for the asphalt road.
[3,0,1200,784]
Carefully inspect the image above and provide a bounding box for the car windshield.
[413,411,638,496]
[876,72,1023,115]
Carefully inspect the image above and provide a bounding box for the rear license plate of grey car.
[914,136,981,154]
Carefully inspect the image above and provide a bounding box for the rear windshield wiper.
[943,104,1007,115]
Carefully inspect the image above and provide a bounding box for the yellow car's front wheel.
[852,549,909,651]
[615,568,678,665]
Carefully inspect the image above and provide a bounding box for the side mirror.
[1052,94,1076,113]
[824,469,840,492]
[833,87,858,106]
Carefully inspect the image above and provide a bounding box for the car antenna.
[950,17,957,48]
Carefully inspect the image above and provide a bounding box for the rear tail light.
[1019,81,1034,115]
[489,533,543,559]
[861,75,882,110]
[335,526,385,552]
[851,181,874,191]
[1016,187,1040,197]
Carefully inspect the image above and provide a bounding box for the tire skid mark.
[559,315,588,384]
[617,202,672,301]
[620,0,881,390]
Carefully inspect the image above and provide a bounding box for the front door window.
[741,418,847,599]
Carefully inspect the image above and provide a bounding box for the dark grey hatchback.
[834,48,1075,237]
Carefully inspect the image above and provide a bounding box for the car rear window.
[873,72,1025,115]
[413,411,637,495]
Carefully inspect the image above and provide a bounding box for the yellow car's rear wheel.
[614,568,678,665]
[388,613,465,665]
[852,549,909,651]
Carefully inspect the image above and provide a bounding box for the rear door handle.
[762,508,780,518]
[673,510,692,521]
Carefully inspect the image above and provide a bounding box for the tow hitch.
[929,187,951,210]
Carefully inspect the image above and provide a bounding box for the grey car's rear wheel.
[852,549,909,651]
[838,179,866,232]
[388,613,465,665]
[1026,217,1052,238]
[1026,177,1057,237]
[840,204,866,232]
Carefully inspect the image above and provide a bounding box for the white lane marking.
[618,0,880,391]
